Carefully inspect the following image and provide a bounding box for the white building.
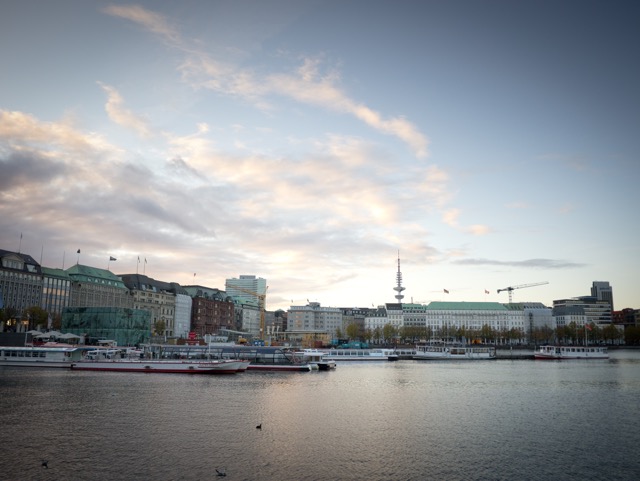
[287,302,343,337]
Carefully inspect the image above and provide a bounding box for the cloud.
[104,5,429,159]
[452,258,587,269]
[265,65,429,158]
[0,149,68,190]
[98,82,153,138]
[466,225,491,236]
[103,4,182,46]
[441,208,489,235]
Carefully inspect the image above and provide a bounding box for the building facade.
[174,292,192,338]
[591,281,614,311]
[184,286,235,337]
[67,264,133,309]
[41,267,72,317]
[62,306,150,347]
[553,296,612,325]
[225,275,267,307]
[0,250,43,322]
[120,274,187,337]
[287,302,343,338]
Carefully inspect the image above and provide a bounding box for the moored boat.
[320,348,399,362]
[534,345,609,360]
[145,344,313,372]
[70,358,249,374]
[0,346,85,368]
[413,342,496,360]
[299,349,337,370]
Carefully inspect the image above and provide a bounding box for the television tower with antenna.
[393,251,405,303]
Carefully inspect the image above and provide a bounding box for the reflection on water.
[1,350,639,480]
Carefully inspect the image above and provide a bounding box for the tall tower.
[591,281,613,311]
[393,251,405,303]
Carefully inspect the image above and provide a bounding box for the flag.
[444,289,449,294]
[137,256,140,263]
[110,256,117,261]
[144,258,147,264]
[485,290,490,294]
[77,249,81,254]
[585,323,592,331]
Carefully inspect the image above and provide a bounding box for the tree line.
[337,320,630,346]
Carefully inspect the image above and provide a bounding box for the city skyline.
[1,1,639,311]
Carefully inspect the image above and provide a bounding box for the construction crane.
[229,286,268,341]
[497,281,548,303]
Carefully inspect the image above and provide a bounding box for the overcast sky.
[1,0,638,311]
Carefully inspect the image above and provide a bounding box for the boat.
[70,358,249,374]
[319,348,399,362]
[299,349,337,370]
[0,345,85,368]
[144,344,313,372]
[534,345,609,360]
[413,342,496,360]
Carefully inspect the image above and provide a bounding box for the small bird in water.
[215,468,226,477]
[256,423,262,430]
[41,460,48,469]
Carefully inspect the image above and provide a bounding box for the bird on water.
[256,423,262,429]
[215,468,226,477]
[41,460,48,469]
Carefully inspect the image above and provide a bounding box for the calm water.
[1,350,639,481]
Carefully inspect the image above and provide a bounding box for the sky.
[1,0,638,312]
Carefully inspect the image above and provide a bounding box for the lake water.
[1,350,639,480]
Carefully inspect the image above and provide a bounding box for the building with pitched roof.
[0,249,43,323]
[66,264,133,309]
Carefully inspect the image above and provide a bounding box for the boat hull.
[246,363,312,372]
[71,359,245,374]
[0,359,74,368]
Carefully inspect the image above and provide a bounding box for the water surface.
[1,350,639,480]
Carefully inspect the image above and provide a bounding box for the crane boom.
[496,281,548,303]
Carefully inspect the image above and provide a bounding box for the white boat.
[534,345,609,360]
[299,350,337,370]
[70,358,249,374]
[144,345,313,372]
[320,348,399,362]
[413,342,496,360]
[0,346,85,368]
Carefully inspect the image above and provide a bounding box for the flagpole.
[18,232,22,253]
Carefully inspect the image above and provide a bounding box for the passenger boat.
[0,346,85,368]
[534,345,609,360]
[145,344,313,372]
[320,348,399,362]
[299,349,337,370]
[70,358,249,374]
[413,342,496,360]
